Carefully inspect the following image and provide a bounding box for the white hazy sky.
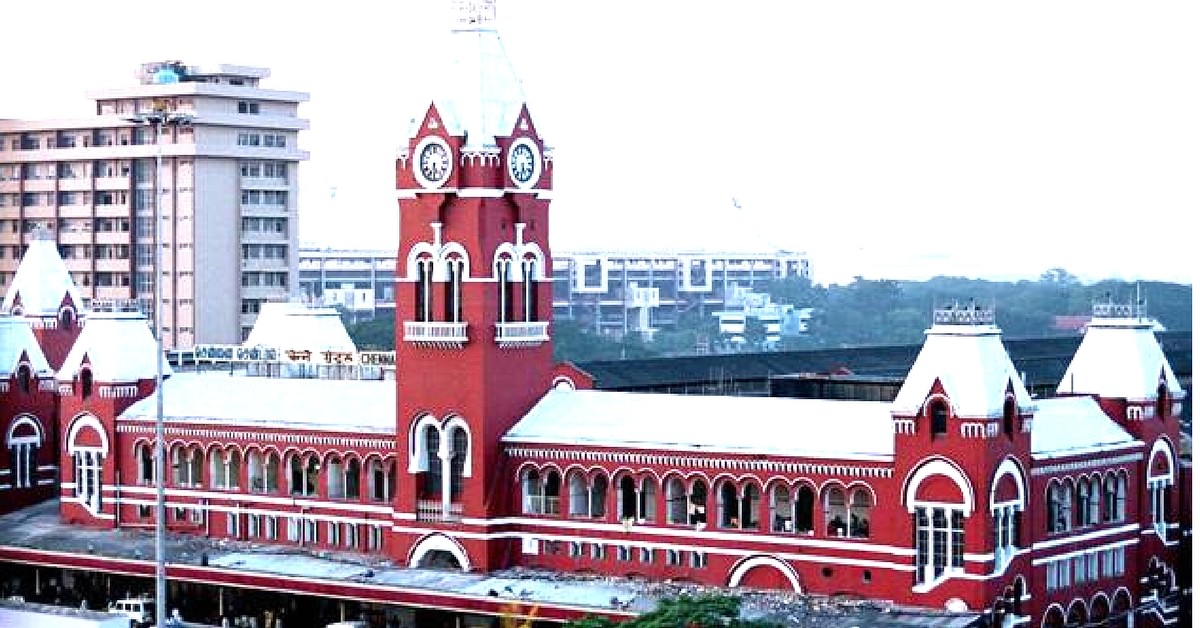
[4,1,1196,286]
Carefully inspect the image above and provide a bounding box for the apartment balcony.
[94,231,131,245]
[20,179,57,193]
[94,259,131,273]
[403,321,468,349]
[240,176,290,190]
[416,499,463,524]
[58,231,92,245]
[94,204,131,218]
[94,176,131,190]
[0,180,19,193]
[22,206,56,220]
[494,321,550,348]
[57,178,92,192]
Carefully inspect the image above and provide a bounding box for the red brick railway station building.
[0,2,1190,627]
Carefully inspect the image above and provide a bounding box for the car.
[108,597,155,627]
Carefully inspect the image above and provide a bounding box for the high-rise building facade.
[0,61,309,347]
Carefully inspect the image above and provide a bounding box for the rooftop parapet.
[89,299,142,314]
[1092,299,1148,320]
[932,301,995,326]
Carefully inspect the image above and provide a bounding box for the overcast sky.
[4,1,1196,286]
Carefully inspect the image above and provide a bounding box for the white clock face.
[415,137,452,188]
[507,138,541,189]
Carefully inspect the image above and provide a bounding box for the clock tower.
[392,0,558,571]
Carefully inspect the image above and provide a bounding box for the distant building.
[711,285,813,351]
[298,247,814,339]
[0,61,309,347]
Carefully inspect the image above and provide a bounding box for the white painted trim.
[1029,537,1139,565]
[1032,441,1144,461]
[67,413,109,454]
[114,484,396,515]
[115,496,386,527]
[1147,437,1176,485]
[1032,523,1139,551]
[461,515,918,557]
[1032,451,1143,475]
[407,533,472,571]
[36,479,55,486]
[727,555,802,592]
[989,457,1027,509]
[902,457,975,515]
[6,414,44,446]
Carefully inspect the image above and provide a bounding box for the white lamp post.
[126,101,193,628]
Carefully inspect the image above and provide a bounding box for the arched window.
[422,427,441,498]
[770,484,793,533]
[264,451,280,493]
[796,485,815,533]
[1003,395,1016,438]
[688,479,709,527]
[1057,479,1074,532]
[448,427,468,498]
[289,454,304,495]
[544,470,561,516]
[1087,477,1100,525]
[1074,480,1088,527]
[80,368,93,399]
[589,474,607,518]
[638,477,656,523]
[248,450,265,492]
[848,489,872,538]
[1156,381,1170,420]
[327,455,345,498]
[618,475,638,521]
[717,480,739,528]
[665,477,687,524]
[17,364,32,394]
[1045,481,1060,533]
[930,399,948,438]
[8,417,44,490]
[135,443,153,485]
[304,455,319,496]
[344,457,360,499]
[59,307,75,329]
[368,457,394,502]
[521,468,541,515]
[495,258,513,323]
[522,256,539,322]
[1114,472,1126,522]
[444,258,464,323]
[414,258,433,322]
[567,471,588,517]
[740,484,761,530]
[188,446,204,488]
[824,487,847,536]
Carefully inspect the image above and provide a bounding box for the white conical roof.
[244,302,356,354]
[58,309,171,383]
[2,234,85,318]
[1057,307,1183,401]
[0,315,53,378]
[408,1,530,149]
[891,306,1034,418]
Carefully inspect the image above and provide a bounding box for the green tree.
[564,594,782,628]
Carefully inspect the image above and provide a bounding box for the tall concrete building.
[0,61,309,347]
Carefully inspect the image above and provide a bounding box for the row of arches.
[518,466,875,538]
[407,240,547,325]
[1045,471,1128,534]
[135,442,398,502]
[1040,587,1133,627]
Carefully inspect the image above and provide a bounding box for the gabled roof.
[0,315,53,378]
[891,315,1034,418]
[244,302,356,353]
[1057,316,1184,401]
[504,388,895,462]
[408,6,529,150]
[119,372,394,434]
[1031,396,1139,459]
[2,236,85,318]
[57,311,171,383]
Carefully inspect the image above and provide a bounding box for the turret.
[890,302,1034,608]
[56,299,169,527]
[0,314,58,513]
[1,229,86,369]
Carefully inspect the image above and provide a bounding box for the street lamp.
[125,102,193,628]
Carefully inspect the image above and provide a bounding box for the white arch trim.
[404,243,438,281]
[407,533,472,572]
[989,457,1028,510]
[6,414,44,446]
[408,414,441,473]
[903,457,974,516]
[1147,437,1176,485]
[1040,602,1066,628]
[551,375,576,391]
[67,413,108,454]
[442,415,473,478]
[727,555,802,593]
